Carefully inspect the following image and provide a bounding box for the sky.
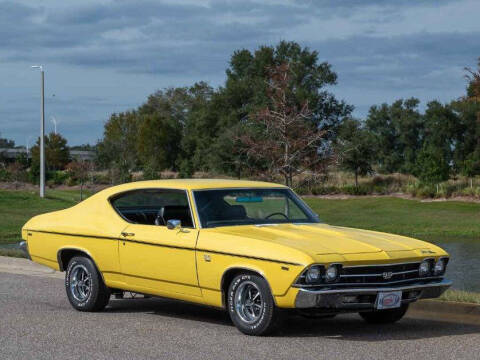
[0,0,479,146]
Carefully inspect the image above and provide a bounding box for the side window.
[111,189,194,228]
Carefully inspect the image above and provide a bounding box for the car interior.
[111,190,194,228]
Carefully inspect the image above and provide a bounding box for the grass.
[2,191,480,244]
[439,289,480,305]
[0,248,27,258]
[0,189,92,244]
[305,197,480,241]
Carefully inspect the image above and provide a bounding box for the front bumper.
[19,241,31,260]
[295,279,452,309]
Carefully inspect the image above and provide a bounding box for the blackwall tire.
[227,273,280,336]
[65,256,110,312]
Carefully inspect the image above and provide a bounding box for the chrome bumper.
[295,279,452,309]
[19,241,31,260]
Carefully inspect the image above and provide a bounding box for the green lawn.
[1,191,480,245]
[305,197,480,242]
[0,190,91,244]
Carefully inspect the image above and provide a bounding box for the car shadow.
[105,297,480,340]
[276,315,480,341]
[107,297,231,326]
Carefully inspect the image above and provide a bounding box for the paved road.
[1,261,479,360]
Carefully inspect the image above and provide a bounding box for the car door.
[111,188,201,297]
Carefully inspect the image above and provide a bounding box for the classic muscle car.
[21,179,451,335]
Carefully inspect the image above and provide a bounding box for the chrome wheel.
[69,264,91,302]
[234,281,264,324]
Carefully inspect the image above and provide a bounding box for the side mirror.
[167,219,181,230]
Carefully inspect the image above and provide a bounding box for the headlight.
[325,264,340,283]
[434,258,447,275]
[305,266,322,283]
[419,260,431,277]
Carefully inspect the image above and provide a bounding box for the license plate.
[375,291,402,310]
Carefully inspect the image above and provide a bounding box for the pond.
[1,238,479,292]
[433,237,480,293]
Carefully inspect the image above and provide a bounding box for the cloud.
[0,0,478,145]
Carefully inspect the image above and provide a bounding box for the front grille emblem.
[382,272,393,280]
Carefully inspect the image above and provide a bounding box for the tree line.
[2,41,480,190]
[97,41,480,187]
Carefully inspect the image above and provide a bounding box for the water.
[434,238,480,293]
[1,239,479,292]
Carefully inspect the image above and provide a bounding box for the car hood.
[210,223,445,257]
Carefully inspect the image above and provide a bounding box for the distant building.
[0,148,95,162]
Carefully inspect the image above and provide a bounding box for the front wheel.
[227,273,280,336]
[359,304,409,324]
[65,256,110,312]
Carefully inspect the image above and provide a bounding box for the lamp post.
[31,65,45,198]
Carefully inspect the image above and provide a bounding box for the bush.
[91,173,110,185]
[48,171,69,185]
[311,186,341,195]
[415,184,436,198]
[0,168,9,181]
[341,184,371,195]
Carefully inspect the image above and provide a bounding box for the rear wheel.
[359,304,409,324]
[227,273,280,336]
[65,256,110,312]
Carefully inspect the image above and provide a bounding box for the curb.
[409,299,480,325]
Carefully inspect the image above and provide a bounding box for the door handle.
[121,232,135,237]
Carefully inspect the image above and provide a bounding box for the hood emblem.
[382,272,393,280]
[421,250,436,254]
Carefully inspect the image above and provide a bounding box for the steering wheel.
[265,212,289,220]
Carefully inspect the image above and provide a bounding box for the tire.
[227,273,280,336]
[359,304,409,324]
[65,256,111,312]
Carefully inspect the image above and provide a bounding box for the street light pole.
[32,65,45,198]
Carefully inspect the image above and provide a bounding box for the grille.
[294,261,446,288]
[338,262,422,286]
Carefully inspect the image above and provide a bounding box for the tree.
[465,57,480,101]
[136,113,181,178]
[462,149,480,187]
[420,101,460,176]
[6,162,25,189]
[238,63,329,186]
[139,84,212,175]
[415,144,450,185]
[186,41,352,176]
[336,118,375,187]
[96,112,139,183]
[458,59,480,182]
[66,161,91,200]
[366,98,423,174]
[0,134,15,148]
[30,133,70,182]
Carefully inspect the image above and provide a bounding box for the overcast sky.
[1,0,479,146]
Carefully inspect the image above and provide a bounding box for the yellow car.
[21,179,451,335]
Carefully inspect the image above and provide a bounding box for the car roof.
[99,179,287,197]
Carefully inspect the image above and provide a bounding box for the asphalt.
[1,258,479,360]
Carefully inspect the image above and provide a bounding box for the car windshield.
[193,188,320,228]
